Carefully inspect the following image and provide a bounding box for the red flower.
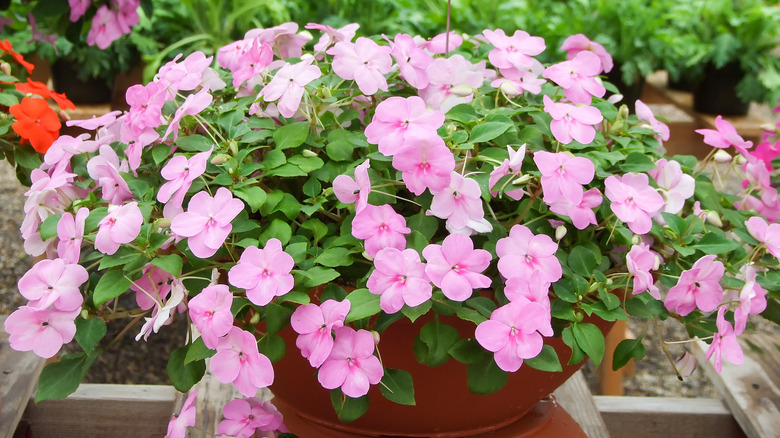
[16,80,75,111]
[9,97,61,153]
[0,39,34,74]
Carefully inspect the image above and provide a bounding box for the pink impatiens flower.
[731,264,767,334]
[367,247,432,314]
[333,160,371,213]
[228,238,295,306]
[68,0,90,22]
[56,207,89,264]
[4,306,80,358]
[705,307,744,373]
[86,5,123,49]
[488,144,526,200]
[496,224,562,284]
[218,397,285,438]
[635,100,670,142]
[745,216,780,260]
[626,243,661,299]
[261,58,322,118]
[158,148,213,217]
[422,234,492,301]
[188,284,234,349]
[95,202,143,255]
[696,115,753,152]
[165,390,197,438]
[604,173,665,234]
[548,187,602,230]
[560,34,613,74]
[475,300,553,372]
[647,158,695,216]
[534,151,595,206]
[327,37,393,95]
[543,95,603,145]
[419,55,487,112]
[135,279,186,341]
[665,255,724,316]
[351,204,411,258]
[429,173,486,231]
[317,327,384,398]
[306,22,360,52]
[18,258,87,311]
[491,61,546,96]
[291,299,351,367]
[86,144,134,205]
[211,327,274,397]
[364,96,445,156]
[390,33,434,89]
[543,51,605,105]
[392,135,455,196]
[482,29,545,69]
[170,187,244,258]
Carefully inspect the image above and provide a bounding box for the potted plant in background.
[4,20,780,437]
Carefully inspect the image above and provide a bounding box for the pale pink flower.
[635,100,670,142]
[745,216,780,260]
[86,5,123,49]
[423,31,463,54]
[317,327,384,397]
[496,224,562,284]
[4,306,80,358]
[95,202,143,255]
[157,147,213,217]
[390,33,433,89]
[491,61,546,96]
[228,239,295,306]
[333,160,371,213]
[364,96,444,156]
[488,144,526,200]
[170,188,244,259]
[419,55,487,112]
[211,327,274,397]
[392,136,455,195]
[156,51,215,93]
[189,284,234,349]
[731,264,767,334]
[162,88,213,140]
[327,37,393,95]
[231,38,273,88]
[648,158,695,216]
[534,151,595,205]
[86,144,134,205]
[18,258,87,311]
[665,255,724,316]
[136,279,186,341]
[351,204,411,258]
[291,300,351,367]
[217,38,255,72]
[543,51,605,105]
[68,0,90,22]
[482,29,545,69]
[261,59,322,118]
[428,173,485,231]
[306,22,359,52]
[218,397,285,438]
[367,247,432,313]
[626,243,660,299]
[123,81,165,142]
[131,264,173,310]
[675,351,698,378]
[114,0,140,35]
[165,390,197,438]
[475,300,553,372]
[560,34,613,74]
[548,188,603,230]
[696,116,753,152]
[246,22,311,59]
[604,173,665,234]
[504,271,551,309]
[56,207,89,264]
[543,95,603,145]
[422,234,491,301]
[705,307,744,373]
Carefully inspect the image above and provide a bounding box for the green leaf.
[259,219,292,246]
[234,186,267,213]
[316,247,353,267]
[258,333,286,362]
[167,346,206,392]
[184,337,216,365]
[379,368,415,405]
[302,177,322,198]
[93,270,132,306]
[571,322,606,367]
[661,212,687,236]
[413,319,460,367]
[691,233,740,254]
[402,301,431,322]
[448,338,486,364]
[612,337,646,371]
[345,289,381,323]
[524,345,563,372]
[74,318,107,353]
[231,297,253,317]
[619,152,657,172]
[35,353,96,402]
[99,246,143,271]
[325,139,354,161]
[302,266,340,288]
[469,121,513,143]
[567,245,597,278]
[260,149,287,169]
[152,144,173,165]
[288,155,324,173]
[0,91,19,107]
[456,307,488,324]
[175,134,213,152]
[467,355,508,395]
[273,121,310,150]
[151,254,184,276]
[39,214,62,241]
[265,302,294,334]
[330,389,369,423]
[445,103,479,124]
[562,326,587,365]
[14,145,42,170]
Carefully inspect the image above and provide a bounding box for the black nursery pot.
[605,65,645,113]
[51,60,113,105]
[693,62,750,116]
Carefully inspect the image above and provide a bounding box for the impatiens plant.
[6,22,780,436]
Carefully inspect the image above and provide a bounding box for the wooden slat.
[0,315,46,438]
[23,384,176,438]
[553,371,611,438]
[691,334,780,438]
[595,396,745,438]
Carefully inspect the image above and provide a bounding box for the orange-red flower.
[9,97,61,153]
[0,39,34,74]
[16,80,76,111]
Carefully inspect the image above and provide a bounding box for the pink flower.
[534,151,595,205]
[423,31,463,54]
[261,59,322,118]
[95,202,143,255]
[475,300,553,372]
[560,34,613,74]
[496,224,562,284]
[428,173,485,230]
[626,243,660,299]
[247,22,311,59]
[695,116,753,152]
[135,280,186,341]
[364,96,444,156]
[543,95,603,145]
[665,255,724,316]
[131,264,174,310]
[218,397,285,438]
[165,390,197,438]
[504,272,551,309]
[86,144,134,205]
[162,88,213,140]
[392,135,455,195]
[635,100,670,142]
[351,204,410,258]
[489,144,527,200]
[648,159,695,216]
[732,264,767,334]
[327,37,393,95]
[745,216,780,260]
[157,148,213,217]
[390,33,433,89]
[306,22,360,52]
[211,327,274,397]
[228,239,295,306]
[4,306,80,358]
[231,37,273,88]
[317,327,384,398]
[482,29,545,69]
[189,284,234,349]
[333,160,371,213]
[543,51,605,104]
[419,55,487,112]
[548,187,603,230]
[422,234,492,301]
[86,5,123,49]
[367,247,432,313]
[705,307,744,373]
[114,0,140,35]
[68,0,90,22]
[491,61,546,96]
[291,300,351,367]
[170,188,244,259]
[56,207,89,264]
[18,258,87,311]
[604,173,665,234]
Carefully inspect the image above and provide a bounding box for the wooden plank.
[595,396,745,438]
[0,315,46,438]
[691,334,780,438]
[553,370,611,438]
[23,384,176,438]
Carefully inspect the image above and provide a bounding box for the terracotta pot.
[51,60,113,105]
[693,62,750,116]
[270,312,613,437]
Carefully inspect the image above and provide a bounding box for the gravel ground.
[0,160,726,395]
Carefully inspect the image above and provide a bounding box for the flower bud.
[210,154,230,165]
[617,103,629,119]
[653,254,662,271]
[0,61,10,76]
[210,268,221,284]
[609,93,625,105]
[249,311,261,325]
[80,309,89,320]
[371,330,381,345]
[706,210,723,228]
[155,218,172,228]
[713,149,732,163]
[555,225,567,241]
[631,234,641,245]
[735,154,747,165]
[609,120,624,132]
[499,81,519,97]
[760,123,776,133]
[320,85,332,99]
[449,84,474,97]
[302,149,318,158]
[675,351,697,378]
[513,174,532,185]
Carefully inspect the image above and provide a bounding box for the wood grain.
[553,370,611,438]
